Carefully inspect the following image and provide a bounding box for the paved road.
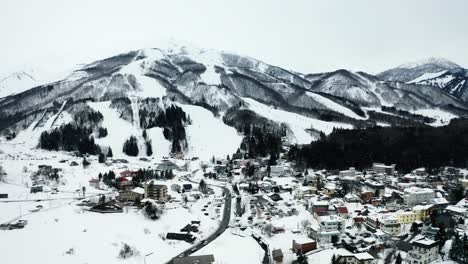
[167,181,232,263]
[252,234,272,264]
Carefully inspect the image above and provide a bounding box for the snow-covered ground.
[179,103,243,161]
[408,70,447,84]
[306,92,366,120]
[242,97,353,143]
[197,228,264,264]
[411,108,458,126]
[0,140,225,264]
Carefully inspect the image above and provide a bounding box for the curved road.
[167,182,232,263]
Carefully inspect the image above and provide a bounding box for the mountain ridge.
[1,44,467,160]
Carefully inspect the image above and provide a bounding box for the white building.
[308,215,345,245]
[372,163,396,175]
[337,253,376,264]
[407,238,438,264]
[366,214,401,236]
[339,167,356,177]
[403,187,435,206]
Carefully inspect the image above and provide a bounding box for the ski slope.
[242,97,353,144]
[306,92,365,120]
[179,104,243,160]
[408,70,447,84]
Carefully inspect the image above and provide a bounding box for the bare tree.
[263,223,274,237]
[0,165,6,181]
[300,219,311,233]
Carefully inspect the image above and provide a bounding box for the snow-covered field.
[197,228,264,264]
[411,108,458,126]
[0,140,225,264]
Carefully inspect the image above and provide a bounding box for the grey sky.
[1,0,467,76]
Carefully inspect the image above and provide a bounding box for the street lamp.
[144,252,154,264]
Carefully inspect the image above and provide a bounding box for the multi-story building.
[403,187,435,206]
[143,181,168,202]
[372,163,396,175]
[339,167,356,177]
[308,215,345,245]
[397,211,419,224]
[366,214,401,236]
[397,205,433,224]
[413,204,433,221]
[407,238,438,264]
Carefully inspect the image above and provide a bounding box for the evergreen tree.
[98,153,105,163]
[199,179,207,193]
[142,129,147,140]
[82,158,90,168]
[107,147,113,158]
[123,136,139,156]
[449,183,465,204]
[145,140,153,156]
[395,253,402,264]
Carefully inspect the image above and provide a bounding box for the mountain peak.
[397,57,461,70]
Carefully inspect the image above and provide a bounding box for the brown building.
[272,249,284,263]
[292,239,317,254]
[143,181,168,202]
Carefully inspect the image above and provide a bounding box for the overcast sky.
[1,0,467,76]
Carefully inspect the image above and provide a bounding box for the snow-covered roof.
[354,253,374,260]
[131,187,144,194]
[446,205,467,214]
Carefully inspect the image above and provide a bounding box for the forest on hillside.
[288,118,468,172]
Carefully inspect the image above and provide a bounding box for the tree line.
[288,118,468,173]
[39,123,100,155]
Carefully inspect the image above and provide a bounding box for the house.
[372,163,396,175]
[180,223,199,233]
[336,206,349,218]
[88,178,100,189]
[308,215,344,245]
[295,186,316,199]
[117,187,144,202]
[183,184,193,192]
[173,255,215,264]
[345,193,361,203]
[360,191,374,203]
[143,182,168,202]
[272,249,284,263]
[270,193,283,202]
[157,160,178,171]
[337,253,375,264]
[292,239,317,254]
[166,232,196,243]
[89,200,124,213]
[407,238,438,264]
[119,170,139,178]
[117,176,134,190]
[445,205,468,219]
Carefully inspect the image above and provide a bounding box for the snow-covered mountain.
[378,58,468,103]
[1,44,467,160]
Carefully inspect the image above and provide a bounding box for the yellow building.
[398,204,433,224]
[397,211,419,224]
[412,205,433,221]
